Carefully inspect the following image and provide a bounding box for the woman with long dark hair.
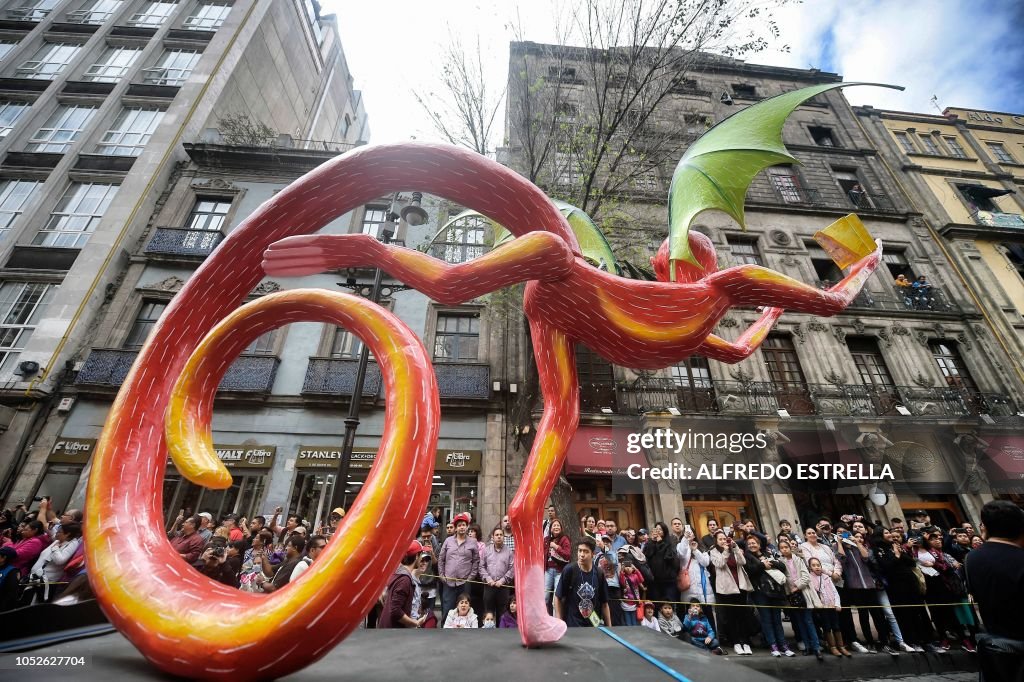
[543,519,571,615]
[710,530,753,655]
[744,535,794,657]
[643,522,680,606]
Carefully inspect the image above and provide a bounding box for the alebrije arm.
[667,82,903,277]
[696,307,784,363]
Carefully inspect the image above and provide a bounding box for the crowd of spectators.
[1,495,1021,675]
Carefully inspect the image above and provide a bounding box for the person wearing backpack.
[379,541,429,628]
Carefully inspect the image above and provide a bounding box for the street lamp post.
[328,192,427,513]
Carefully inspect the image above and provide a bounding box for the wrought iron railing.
[581,377,1016,419]
[76,349,278,392]
[302,357,490,399]
[144,227,224,258]
[770,186,900,214]
[815,280,960,313]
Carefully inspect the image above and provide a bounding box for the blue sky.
[327,0,1024,144]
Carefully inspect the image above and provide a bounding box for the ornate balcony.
[302,358,490,399]
[770,187,900,214]
[76,349,278,392]
[583,378,1016,420]
[815,280,960,314]
[144,227,224,259]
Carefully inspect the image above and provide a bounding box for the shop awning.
[962,185,1014,200]
[565,426,649,476]
[984,435,1024,481]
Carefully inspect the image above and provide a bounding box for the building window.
[0,179,41,235]
[5,0,60,21]
[956,184,1001,213]
[807,243,842,284]
[66,0,123,24]
[186,198,230,231]
[728,236,763,266]
[847,337,895,388]
[809,126,837,147]
[341,113,351,137]
[731,84,757,99]
[986,142,1016,164]
[546,66,576,82]
[15,43,82,80]
[762,335,812,414]
[919,133,941,155]
[671,356,712,389]
[627,156,660,193]
[33,182,118,248]
[183,1,231,30]
[767,167,804,203]
[0,41,18,61]
[554,151,583,187]
[123,299,167,348]
[433,312,479,362]
[243,329,276,356]
[26,104,98,152]
[82,45,141,82]
[556,101,579,124]
[0,101,30,138]
[330,327,364,359]
[893,131,916,153]
[929,340,978,391]
[943,136,967,158]
[0,281,55,376]
[1002,243,1024,280]
[431,214,486,264]
[833,169,869,208]
[882,250,915,280]
[360,206,388,238]
[127,0,177,26]
[143,49,201,86]
[95,107,163,156]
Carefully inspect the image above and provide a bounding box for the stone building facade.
[0,0,368,508]
[499,41,1023,538]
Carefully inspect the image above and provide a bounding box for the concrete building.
[0,0,368,509]
[499,42,1023,537]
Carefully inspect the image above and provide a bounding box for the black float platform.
[13,627,779,681]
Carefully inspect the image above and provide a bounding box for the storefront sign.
[297,446,482,472]
[166,444,277,470]
[48,438,96,465]
[296,446,376,469]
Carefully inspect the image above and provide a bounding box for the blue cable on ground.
[598,626,694,682]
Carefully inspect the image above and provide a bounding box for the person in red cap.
[439,512,480,623]
[379,541,429,628]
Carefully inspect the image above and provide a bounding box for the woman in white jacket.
[676,535,714,610]
[30,521,82,601]
[709,531,754,655]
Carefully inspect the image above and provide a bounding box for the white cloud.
[325,0,1024,144]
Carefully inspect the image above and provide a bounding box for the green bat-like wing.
[425,203,619,274]
[668,82,902,277]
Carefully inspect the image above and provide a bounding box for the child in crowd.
[619,558,646,626]
[443,594,479,629]
[499,596,517,629]
[482,612,496,629]
[657,602,684,638]
[640,602,660,631]
[808,557,850,657]
[682,600,724,655]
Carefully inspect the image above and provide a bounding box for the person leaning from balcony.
[543,518,571,615]
[910,275,933,308]
[438,512,479,621]
[847,183,867,208]
[744,534,795,657]
[779,536,822,659]
[168,515,205,565]
[710,530,754,655]
[644,522,681,607]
